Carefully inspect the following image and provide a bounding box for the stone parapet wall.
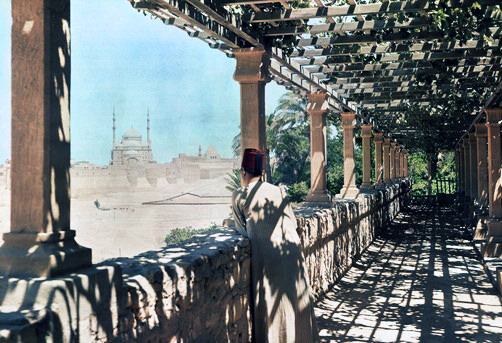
[296,181,409,298]
[0,181,410,343]
[112,231,252,343]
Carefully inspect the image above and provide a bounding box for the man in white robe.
[232,148,319,343]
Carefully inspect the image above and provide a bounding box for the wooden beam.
[298,31,444,47]
[300,60,502,73]
[218,0,279,5]
[290,40,502,57]
[243,0,500,23]
[180,0,261,46]
[326,76,500,85]
[322,68,502,79]
[264,17,428,36]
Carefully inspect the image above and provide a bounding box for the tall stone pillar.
[305,93,331,202]
[0,0,92,277]
[383,138,391,184]
[475,123,488,208]
[233,48,269,156]
[455,148,461,193]
[337,112,359,198]
[484,108,502,257]
[403,150,409,178]
[390,141,397,182]
[469,133,478,202]
[360,125,373,190]
[463,138,471,199]
[396,147,402,179]
[458,143,465,194]
[485,109,502,218]
[374,132,384,187]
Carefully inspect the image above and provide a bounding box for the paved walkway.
[315,204,502,342]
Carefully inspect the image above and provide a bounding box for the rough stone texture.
[0,182,410,342]
[297,181,409,298]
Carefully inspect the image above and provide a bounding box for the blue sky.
[0,0,286,164]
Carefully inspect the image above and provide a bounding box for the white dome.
[123,128,142,140]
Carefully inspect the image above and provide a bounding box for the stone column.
[390,141,397,182]
[458,143,465,194]
[360,125,373,190]
[374,132,384,186]
[469,133,478,202]
[396,147,402,179]
[455,147,461,193]
[463,137,471,199]
[337,112,359,198]
[305,93,331,202]
[233,48,269,156]
[484,108,502,257]
[475,123,488,208]
[383,138,391,184]
[485,109,502,218]
[403,150,409,178]
[0,0,92,277]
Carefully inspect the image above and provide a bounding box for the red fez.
[242,148,265,173]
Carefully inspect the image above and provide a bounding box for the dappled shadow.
[315,203,502,342]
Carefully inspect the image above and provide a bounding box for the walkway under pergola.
[124,0,502,248]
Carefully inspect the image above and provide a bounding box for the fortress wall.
[0,181,410,342]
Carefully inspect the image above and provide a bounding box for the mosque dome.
[123,128,142,140]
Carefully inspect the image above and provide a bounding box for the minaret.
[147,106,151,143]
[112,106,116,144]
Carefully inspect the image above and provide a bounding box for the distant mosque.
[110,108,155,166]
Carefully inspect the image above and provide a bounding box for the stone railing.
[0,181,410,343]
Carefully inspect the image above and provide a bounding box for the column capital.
[374,132,384,143]
[468,132,477,143]
[340,112,356,129]
[233,48,270,84]
[383,137,391,146]
[485,108,502,124]
[475,122,488,137]
[390,141,397,148]
[361,124,373,138]
[306,92,328,116]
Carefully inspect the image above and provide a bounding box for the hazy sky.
[0,0,286,164]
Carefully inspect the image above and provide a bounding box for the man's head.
[241,148,265,186]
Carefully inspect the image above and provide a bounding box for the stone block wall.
[296,182,409,298]
[0,181,410,343]
[112,231,252,343]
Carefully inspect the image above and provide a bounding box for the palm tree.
[231,91,309,184]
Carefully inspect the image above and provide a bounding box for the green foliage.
[409,151,429,195]
[409,151,457,195]
[287,181,309,203]
[164,223,218,244]
[225,169,241,192]
[268,92,311,185]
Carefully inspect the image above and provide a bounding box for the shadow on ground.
[315,202,502,343]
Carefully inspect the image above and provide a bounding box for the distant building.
[0,159,10,190]
[110,108,155,166]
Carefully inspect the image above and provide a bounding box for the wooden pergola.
[129,0,502,150]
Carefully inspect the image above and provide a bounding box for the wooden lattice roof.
[128,0,502,151]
